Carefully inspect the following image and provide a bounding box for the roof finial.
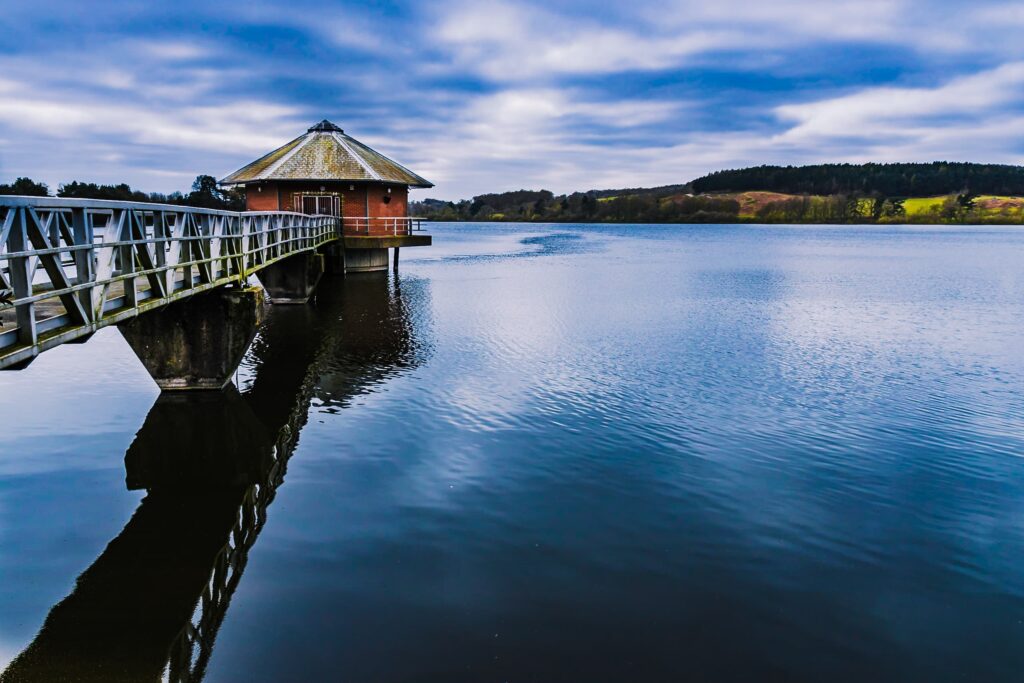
[308,119,343,133]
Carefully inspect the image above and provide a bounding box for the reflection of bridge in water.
[0,274,428,682]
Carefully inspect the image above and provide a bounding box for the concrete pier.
[257,252,325,303]
[119,287,264,391]
[345,248,389,273]
[322,243,347,276]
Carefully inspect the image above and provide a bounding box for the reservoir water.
[1,222,1023,682]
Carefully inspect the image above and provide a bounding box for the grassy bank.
[706,191,1024,224]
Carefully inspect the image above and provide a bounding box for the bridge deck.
[1,273,205,330]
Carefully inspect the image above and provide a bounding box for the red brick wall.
[371,185,408,219]
[245,182,281,211]
[364,185,408,235]
[341,186,366,219]
[243,182,410,235]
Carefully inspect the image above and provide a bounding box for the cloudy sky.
[2,0,1024,199]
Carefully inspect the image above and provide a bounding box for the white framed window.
[294,193,341,216]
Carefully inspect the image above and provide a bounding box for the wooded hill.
[690,162,1024,196]
[410,163,1024,224]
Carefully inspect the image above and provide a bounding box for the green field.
[726,192,1024,223]
[902,197,947,216]
[903,195,1024,220]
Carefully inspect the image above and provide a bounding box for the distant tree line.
[750,194,902,223]
[412,188,740,224]
[690,162,1024,196]
[0,175,244,210]
[408,188,997,225]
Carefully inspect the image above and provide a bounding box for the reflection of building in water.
[0,275,429,683]
[316,273,429,412]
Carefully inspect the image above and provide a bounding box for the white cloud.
[770,63,1024,145]
[393,58,1024,199]
[412,2,1024,195]
[362,87,695,195]
[683,0,1024,55]
[137,40,209,60]
[432,0,1024,85]
[971,3,1024,26]
[93,69,136,90]
[0,38,312,189]
[654,0,902,37]
[436,1,746,81]
[0,83,302,154]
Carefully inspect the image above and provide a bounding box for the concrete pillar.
[345,248,388,273]
[257,252,324,303]
[322,242,346,276]
[119,287,264,391]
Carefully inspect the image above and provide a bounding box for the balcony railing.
[341,217,428,236]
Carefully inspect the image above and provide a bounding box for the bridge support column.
[257,252,324,303]
[345,248,388,273]
[322,243,347,276]
[119,287,264,391]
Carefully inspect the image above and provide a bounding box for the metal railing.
[0,196,339,369]
[341,216,428,236]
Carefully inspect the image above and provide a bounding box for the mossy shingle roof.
[220,120,432,188]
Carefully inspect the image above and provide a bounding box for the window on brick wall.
[294,194,341,216]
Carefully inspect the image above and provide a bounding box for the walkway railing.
[0,196,338,368]
[342,216,428,236]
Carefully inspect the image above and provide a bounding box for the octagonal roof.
[219,120,433,188]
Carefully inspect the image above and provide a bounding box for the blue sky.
[2,1,1024,199]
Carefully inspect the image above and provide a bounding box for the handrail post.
[9,208,37,346]
[70,207,96,322]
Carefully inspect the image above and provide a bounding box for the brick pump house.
[219,119,433,272]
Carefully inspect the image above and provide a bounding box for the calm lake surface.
[1,222,1023,682]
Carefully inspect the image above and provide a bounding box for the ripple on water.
[3,223,1024,682]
